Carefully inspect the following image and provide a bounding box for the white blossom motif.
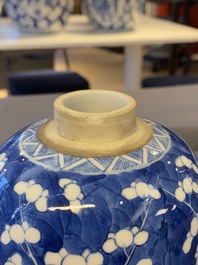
[119,179,159,263]
[25,0,52,19]
[167,155,198,257]
[1,221,41,245]
[175,155,198,173]
[0,153,8,171]
[174,177,198,202]
[183,214,198,254]
[136,259,153,265]
[102,227,149,254]
[174,155,198,202]
[44,247,104,265]
[14,180,49,212]
[59,178,84,214]
[4,253,22,265]
[121,181,161,201]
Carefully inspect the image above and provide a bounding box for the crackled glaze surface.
[82,0,134,31]
[0,119,197,264]
[4,0,73,32]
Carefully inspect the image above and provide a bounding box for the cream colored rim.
[37,90,153,157]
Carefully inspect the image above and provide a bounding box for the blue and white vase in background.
[0,90,197,265]
[81,0,134,31]
[4,0,74,33]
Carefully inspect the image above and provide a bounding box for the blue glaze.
[82,0,134,31]
[4,0,74,33]
[0,119,197,265]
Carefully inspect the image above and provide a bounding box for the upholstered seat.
[142,75,198,88]
[8,70,89,95]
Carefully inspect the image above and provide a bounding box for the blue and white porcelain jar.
[4,0,74,33]
[0,90,197,265]
[82,0,134,31]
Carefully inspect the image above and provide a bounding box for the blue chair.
[142,75,198,88]
[7,70,89,95]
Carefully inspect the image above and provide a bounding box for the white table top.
[0,13,197,51]
[0,85,198,152]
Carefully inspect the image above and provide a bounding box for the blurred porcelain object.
[4,0,74,33]
[82,0,134,31]
[0,90,197,265]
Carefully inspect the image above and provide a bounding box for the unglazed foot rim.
[38,118,153,157]
[37,90,153,157]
